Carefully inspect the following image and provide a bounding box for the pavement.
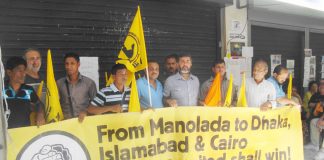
[305,147,317,160]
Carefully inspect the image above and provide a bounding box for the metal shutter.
[0,0,222,87]
[310,32,324,80]
[251,25,304,93]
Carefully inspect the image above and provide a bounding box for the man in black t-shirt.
[3,57,45,129]
[23,48,46,103]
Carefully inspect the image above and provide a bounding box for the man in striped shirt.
[88,64,130,114]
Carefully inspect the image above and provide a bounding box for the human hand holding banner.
[8,106,303,160]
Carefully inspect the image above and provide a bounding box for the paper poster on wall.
[242,46,253,58]
[304,48,312,57]
[80,57,99,90]
[230,42,245,57]
[286,59,295,78]
[231,20,242,32]
[309,56,316,80]
[270,54,281,74]
[224,57,252,86]
[303,56,316,87]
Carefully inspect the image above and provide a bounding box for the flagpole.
[145,68,152,107]
[0,46,7,160]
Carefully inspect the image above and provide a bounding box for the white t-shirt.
[245,78,276,108]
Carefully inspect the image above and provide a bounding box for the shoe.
[314,149,324,160]
[304,143,320,151]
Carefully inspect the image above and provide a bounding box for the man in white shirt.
[245,60,276,110]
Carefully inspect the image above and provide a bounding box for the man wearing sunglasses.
[3,56,45,128]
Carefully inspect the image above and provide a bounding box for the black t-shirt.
[309,93,324,118]
[24,73,45,91]
[3,83,39,129]
[309,93,324,104]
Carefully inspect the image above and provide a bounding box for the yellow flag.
[126,70,133,87]
[224,74,233,107]
[37,81,44,98]
[105,72,108,85]
[128,73,141,112]
[226,52,231,58]
[45,49,64,122]
[30,80,45,125]
[116,6,147,72]
[105,72,114,87]
[287,74,292,99]
[237,72,248,107]
[204,73,222,107]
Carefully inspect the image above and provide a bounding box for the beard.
[180,67,190,74]
[28,65,41,73]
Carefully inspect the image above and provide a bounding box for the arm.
[260,101,273,111]
[163,78,177,107]
[30,87,46,126]
[87,104,122,115]
[87,88,123,115]
[303,93,311,113]
[309,94,317,110]
[79,81,97,122]
[317,114,324,128]
[198,85,205,106]
[277,97,300,106]
[87,91,123,114]
[36,102,45,126]
[163,98,178,107]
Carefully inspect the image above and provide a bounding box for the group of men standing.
[3,49,299,129]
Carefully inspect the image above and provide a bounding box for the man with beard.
[137,60,163,109]
[160,54,179,84]
[163,54,199,107]
[24,49,45,101]
[267,65,299,107]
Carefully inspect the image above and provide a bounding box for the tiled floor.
[305,147,320,160]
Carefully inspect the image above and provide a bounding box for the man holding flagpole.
[137,60,163,109]
[114,6,149,112]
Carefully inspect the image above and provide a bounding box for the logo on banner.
[17,131,90,160]
[120,32,142,68]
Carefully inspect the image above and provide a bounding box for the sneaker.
[314,149,324,160]
[305,143,320,151]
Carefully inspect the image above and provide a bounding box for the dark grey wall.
[310,32,324,81]
[0,0,222,88]
[251,25,304,93]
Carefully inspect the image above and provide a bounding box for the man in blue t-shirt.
[137,60,163,109]
[267,65,299,107]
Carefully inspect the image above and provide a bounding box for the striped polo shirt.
[91,83,130,111]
